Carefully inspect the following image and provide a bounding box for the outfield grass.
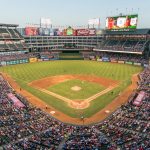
[47,79,105,100]
[0,60,142,118]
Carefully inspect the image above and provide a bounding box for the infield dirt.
[2,73,139,125]
[29,75,119,109]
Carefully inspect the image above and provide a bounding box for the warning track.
[2,73,139,125]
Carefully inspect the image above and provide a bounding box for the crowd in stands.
[0,42,28,51]
[97,40,148,52]
[82,52,96,60]
[0,28,22,39]
[40,51,59,60]
[0,51,60,65]
[0,27,28,52]
[62,66,150,150]
[0,53,35,62]
[96,52,149,64]
[0,65,149,149]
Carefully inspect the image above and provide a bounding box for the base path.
[1,73,139,125]
[35,84,118,109]
[30,75,119,109]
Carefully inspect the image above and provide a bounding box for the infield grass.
[47,79,105,100]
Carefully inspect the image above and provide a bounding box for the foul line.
[34,83,118,109]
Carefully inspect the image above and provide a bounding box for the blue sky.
[0,0,149,28]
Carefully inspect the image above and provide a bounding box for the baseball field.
[0,60,142,123]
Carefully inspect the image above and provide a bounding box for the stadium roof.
[0,23,19,28]
[105,29,150,35]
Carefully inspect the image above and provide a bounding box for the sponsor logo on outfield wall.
[118,61,124,64]
[134,63,141,66]
[29,57,38,63]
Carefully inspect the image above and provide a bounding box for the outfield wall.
[97,57,149,67]
[0,57,148,67]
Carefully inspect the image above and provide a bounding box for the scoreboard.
[106,14,138,31]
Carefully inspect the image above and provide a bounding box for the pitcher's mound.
[71,86,82,91]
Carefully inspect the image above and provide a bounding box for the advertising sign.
[125,61,133,65]
[76,29,96,36]
[0,61,6,66]
[102,57,110,62]
[89,29,96,35]
[29,57,38,63]
[8,93,25,108]
[134,62,141,66]
[133,91,145,106]
[77,29,89,36]
[49,28,54,36]
[40,18,51,27]
[118,61,124,64]
[66,27,73,35]
[106,14,138,30]
[97,59,102,62]
[88,18,100,25]
[39,28,50,36]
[25,27,38,36]
[111,60,117,63]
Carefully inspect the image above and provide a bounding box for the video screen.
[106,14,138,30]
[25,27,38,36]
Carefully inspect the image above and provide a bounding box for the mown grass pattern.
[47,79,105,100]
[0,60,142,118]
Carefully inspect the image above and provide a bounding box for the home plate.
[71,86,82,91]
[50,111,55,115]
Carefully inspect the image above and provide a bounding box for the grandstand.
[0,24,38,65]
[0,24,28,53]
[24,34,102,60]
[0,65,149,149]
[24,35,102,51]
[0,13,150,150]
[95,29,150,54]
[94,29,150,66]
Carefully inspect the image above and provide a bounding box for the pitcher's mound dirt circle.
[29,74,119,109]
[71,86,82,91]
[2,73,139,125]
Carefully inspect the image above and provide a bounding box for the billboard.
[29,57,38,63]
[62,27,77,36]
[133,91,145,106]
[39,28,50,36]
[53,29,63,36]
[106,14,138,30]
[49,28,54,36]
[77,29,89,36]
[40,18,52,27]
[57,28,63,36]
[67,27,73,36]
[25,27,38,36]
[88,18,100,25]
[66,27,76,36]
[89,29,96,35]
[77,29,96,36]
